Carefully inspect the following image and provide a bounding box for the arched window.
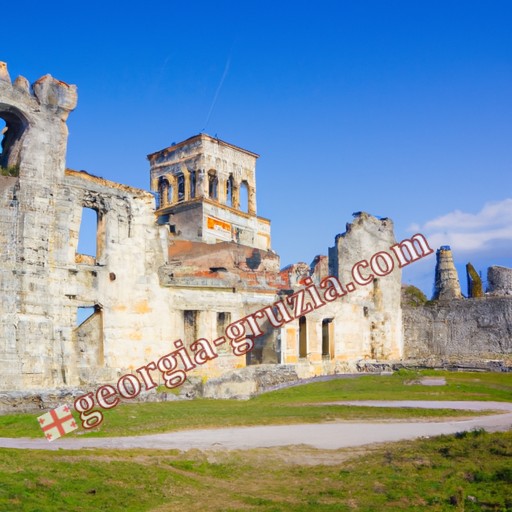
[226,174,234,207]
[0,107,28,175]
[177,173,185,202]
[208,171,218,200]
[239,180,249,213]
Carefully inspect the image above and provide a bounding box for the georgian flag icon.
[37,405,78,441]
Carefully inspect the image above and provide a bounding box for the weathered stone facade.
[0,62,407,393]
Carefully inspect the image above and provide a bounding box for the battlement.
[0,61,77,182]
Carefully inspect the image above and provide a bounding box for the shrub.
[0,165,19,177]
[401,285,428,307]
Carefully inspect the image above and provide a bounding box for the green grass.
[255,369,512,404]
[0,370,510,438]
[0,429,511,511]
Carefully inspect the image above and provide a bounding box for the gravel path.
[1,401,511,451]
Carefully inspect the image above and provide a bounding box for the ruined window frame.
[208,171,218,200]
[76,207,103,264]
[177,173,185,202]
[226,174,234,207]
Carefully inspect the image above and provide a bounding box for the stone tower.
[0,62,77,389]
[432,246,462,300]
[148,134,271,250]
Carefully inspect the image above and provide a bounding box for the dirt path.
[1,400,511,451]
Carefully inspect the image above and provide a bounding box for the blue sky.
[2,1,511,297]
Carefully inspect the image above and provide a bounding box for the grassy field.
[0,429,511,511]
[0,370,511,438]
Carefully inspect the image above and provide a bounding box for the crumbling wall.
[403,298,512,359]
[487,266,512,296]
[58,170,174,384]
[328,212,403,360]
[281,212,403,374]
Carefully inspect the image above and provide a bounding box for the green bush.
[0,165,19,177]
[402,285,428,307]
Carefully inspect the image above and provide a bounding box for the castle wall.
[403,297,512,359]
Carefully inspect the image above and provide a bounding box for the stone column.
[196,169,206,198]
[150,176,158,195]
[184,171,190,201]
[161,179,169,207]
[218,176,226,204]
[232,182,240,209]
[248,186,256,215]
[171,175,179,204]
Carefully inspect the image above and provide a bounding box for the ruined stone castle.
[0,63,510,394]
[404,247,512,363]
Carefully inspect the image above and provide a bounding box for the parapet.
[0,61,77,178]
[0,61,77,117]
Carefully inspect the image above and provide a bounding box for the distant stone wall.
[403,297,512,359]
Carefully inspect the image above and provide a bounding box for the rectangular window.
[217,312,231,338]
[322,318,334,358]
[76,207,106,263]
[184,310,198,343]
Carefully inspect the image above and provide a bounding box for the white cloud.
[409,198,512,256]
